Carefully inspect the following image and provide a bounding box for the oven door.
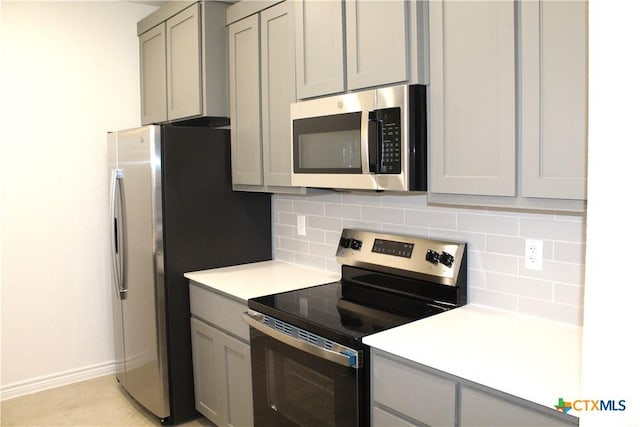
[243,312,365,427]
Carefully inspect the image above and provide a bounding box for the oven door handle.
[242,312,360,369]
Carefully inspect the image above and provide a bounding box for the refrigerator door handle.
[110,169,127,299]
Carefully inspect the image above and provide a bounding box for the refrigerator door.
[108,133,127,389]
[115,126,170,419]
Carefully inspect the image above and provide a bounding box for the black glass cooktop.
[248,277,447,348]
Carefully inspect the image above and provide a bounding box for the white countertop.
[184,260,340,302]
[363,304,582,414]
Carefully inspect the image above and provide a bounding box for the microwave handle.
[367,111,382,174]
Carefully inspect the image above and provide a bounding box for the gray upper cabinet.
[428,0,588,210]
[138,1,228,125]
[228,14,262,186]
[520,0,588,200]
[345,0,409,91]
[166,4,201,121]
[429,0,517,196]
[294,0,345,98]
[228,1,303,192]
[139,24,167,125]
[261,1,297,187]
[295,0,425,99]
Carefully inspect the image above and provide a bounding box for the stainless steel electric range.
[243,229,468,427]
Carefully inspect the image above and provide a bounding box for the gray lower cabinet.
[138,1,228,125]
[189,283,253,427]
[459,386,575,427]
[372,350,456,426]
[371,349,577,427]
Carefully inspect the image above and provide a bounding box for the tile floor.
[0,375,214,426]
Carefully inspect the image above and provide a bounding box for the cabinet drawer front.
[189,283,249,341]
[372,406,420,427]
[460,386,577,427]
[373,354,456,426]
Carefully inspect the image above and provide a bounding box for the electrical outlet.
[525,239,543,270]
[297,215,306,236]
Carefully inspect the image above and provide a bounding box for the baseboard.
[0,361,116,401]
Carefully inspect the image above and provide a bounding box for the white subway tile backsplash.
[485,272,553,300]
[272,193,586,325]
[273,224,294,239]
[294,252,328,270]
[553,283,584,306]
[325,203,361,220]
[458,213,519,236]
[310,242,338,259]
[469,287,519,311]
[291,200,325,215]
[279,237,310,253]
[307,215,342,232]
[405,208,457,230]
[486,235,524,256]
[517,298,583,325]
[362,206,405,224]
[277,212,298,227]
[273,198,293,212]
[520,218,585,242]
[553,241,586,264]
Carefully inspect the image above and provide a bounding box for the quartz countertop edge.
[184,260,341,302]
[363,304,583,416]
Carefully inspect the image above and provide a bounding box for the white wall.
[581,1,640,425]
[0,1,157,398]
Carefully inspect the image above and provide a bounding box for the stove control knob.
[340,237,351,248]
[440,251,455,268]
[426,249,440,264]
[350,239,363,250]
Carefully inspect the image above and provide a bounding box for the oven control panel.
[336,229,466,287]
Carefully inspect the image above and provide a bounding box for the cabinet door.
[229,15,263,185]
[219,330,253,427]
[139,24,167,125]
[429,1,516,196]
[191,317,226,426]
[261,1,296,187]
[460,386,577,427]
[166,3,202,121]
[191,317,254,427]
[372,352,456,426]
[295,0,345,98]
[345,0,408,91]
[521,1,587,199]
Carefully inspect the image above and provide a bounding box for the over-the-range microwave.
[290,84,427,192]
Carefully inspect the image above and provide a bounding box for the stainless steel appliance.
[290,84,427,191]
[243,229,467,426]
[108,124,271,424]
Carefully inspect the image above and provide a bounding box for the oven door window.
[251,329,361,427]
[293,112,363,174]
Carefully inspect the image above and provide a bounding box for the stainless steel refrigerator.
[107,124,271,424]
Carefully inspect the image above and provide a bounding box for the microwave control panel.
[379,107,401,174]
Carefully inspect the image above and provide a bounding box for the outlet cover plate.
[525,239,543,270]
